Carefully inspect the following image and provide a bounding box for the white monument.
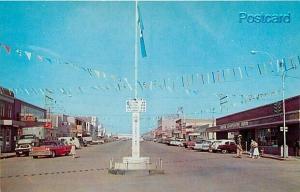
[122,99,150,169]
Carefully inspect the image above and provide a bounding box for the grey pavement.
[1,141,300,192]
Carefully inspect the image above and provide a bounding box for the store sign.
[44,122,52,128]
[220,121,249,130]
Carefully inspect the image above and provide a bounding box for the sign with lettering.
[126,99,146,113]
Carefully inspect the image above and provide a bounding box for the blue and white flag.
[138,6,147,57]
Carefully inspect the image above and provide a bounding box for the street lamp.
[281,60,294,158]
[251,50,293,158]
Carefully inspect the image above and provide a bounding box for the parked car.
[15,134,40,157]
[209,139,235,152]
[217,141,237,153]
[78,137,88,147]
[193,140,206,150]
[30,141,72,158]
[169,139,185,147]
[194,140,215,151]
[186,138,205,149]
[58,137,81,149]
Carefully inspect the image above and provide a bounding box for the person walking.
[249,139,254,158]
[236,135,243,158]
[252,140,260,159]
[70,137,76,158]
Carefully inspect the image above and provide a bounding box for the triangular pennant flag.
[37,55,43,62]
[257,64,262,75]
[45,58,52,63]
[16,49,23,56]
[244,66,249,77]
[238,67,243,79]
[3,45,11,54]
[94,70,100,78]
[24,51,32,60]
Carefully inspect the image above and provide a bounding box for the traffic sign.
[280,126,288,132]
[126,99,146,112]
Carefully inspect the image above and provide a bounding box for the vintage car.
[169,139,185,147]
[30,141,72,158]
[194,140,215,151]
[217,141,237,153]
[209,139,235,152]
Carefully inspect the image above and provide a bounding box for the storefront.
[214,95,300,156]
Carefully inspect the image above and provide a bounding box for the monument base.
[108,156,164,175]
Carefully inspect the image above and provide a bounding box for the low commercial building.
[0,87,47,152]
[209,95,300,156]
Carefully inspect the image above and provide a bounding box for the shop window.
[258,128,279,146]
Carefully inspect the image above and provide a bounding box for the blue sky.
[0,1,300,134]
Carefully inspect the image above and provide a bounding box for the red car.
[217,141,237,153]
[30,141,72,158]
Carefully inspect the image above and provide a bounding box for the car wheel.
[33,156,38,159]
[221,149,227,154]
[50,151,55,158]
[16,153,20,157]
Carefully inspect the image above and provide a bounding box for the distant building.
[154,114,179,139]
[51,114,70,137]
[175,118,214,139]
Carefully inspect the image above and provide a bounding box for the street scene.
[1,140,300,192]
[1,1,300,192]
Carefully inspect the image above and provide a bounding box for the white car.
[210,139,235,152]
[194,140,215,151]
[169,139,185,147]
[58,137,81,149]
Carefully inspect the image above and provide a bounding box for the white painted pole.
[131,0,140,159]
[134,0,138,99]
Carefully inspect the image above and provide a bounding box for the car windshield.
[20,135,34,139]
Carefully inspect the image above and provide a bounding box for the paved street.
[1,141,300,192]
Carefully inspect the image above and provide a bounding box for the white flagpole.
[134,0,138,99]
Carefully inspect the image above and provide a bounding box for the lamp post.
[251,50,293,158]
[281,60,295,158]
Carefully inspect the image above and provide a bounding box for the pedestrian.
[70,137,76,158]
[252,140,260,159]
[236,135,243,158]
[249,139,254,158]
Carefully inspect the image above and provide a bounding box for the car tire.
[33,156,38,159]
[50,151,55,158]
[221,149,227,154]
[16,153,20,157]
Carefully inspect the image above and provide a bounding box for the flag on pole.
[138,6,147,57]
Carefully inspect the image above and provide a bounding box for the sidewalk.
[243,151,299,161]
[0,152,16,159]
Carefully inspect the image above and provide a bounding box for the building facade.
[211,95,300,156]
[0,87,47,152]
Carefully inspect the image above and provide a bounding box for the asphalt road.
[1,141,300,192]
